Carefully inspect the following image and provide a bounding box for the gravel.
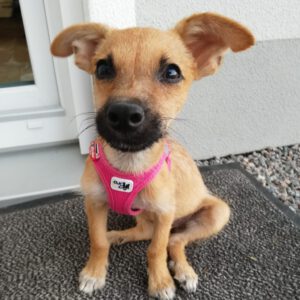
[197,144,300,215]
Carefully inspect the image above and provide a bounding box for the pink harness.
[89,140,171,216]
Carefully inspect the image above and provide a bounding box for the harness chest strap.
[89,141,171,216]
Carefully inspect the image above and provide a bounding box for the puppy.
[51,13,254,299]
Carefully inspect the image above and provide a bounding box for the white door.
[0,0,95,152]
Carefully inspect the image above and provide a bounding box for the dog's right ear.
[51,23,109,72]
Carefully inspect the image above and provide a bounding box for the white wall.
[135,0,300,41]
[86,0,136,27]
[170,39,300,158]
[88,0,300,159]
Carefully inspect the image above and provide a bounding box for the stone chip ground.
[197,144,300,215]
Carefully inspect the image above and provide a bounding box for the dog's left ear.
[175,13,255,79]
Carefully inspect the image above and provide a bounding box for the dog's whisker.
[162,119,195,134]
[78,117,97,130]
[161,116,189,122]
[77,124,97,137]
[161,116,197,130]
[78,123,96,133]
[75,111,96,117]
[168,127,189,145]
[79,117,96,122]
[78,124,96,135]
[163,117,196,132]
[70,112,97,123]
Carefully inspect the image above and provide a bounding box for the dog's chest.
[88,180,151,210]
[88,180,173,214]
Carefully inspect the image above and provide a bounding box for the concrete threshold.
[0,143,86,208]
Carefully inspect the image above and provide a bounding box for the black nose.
[106,101,145,131]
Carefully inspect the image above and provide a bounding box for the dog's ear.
[174,13,255,79]
[51,23,109,72]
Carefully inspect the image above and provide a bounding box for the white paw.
[79,273,105,294]
[151,286,176,300]
[175,273,198,293]
[169,260,198,293]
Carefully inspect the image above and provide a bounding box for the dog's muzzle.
[96,98,163,152]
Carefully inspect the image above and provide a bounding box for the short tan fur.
[51,12,254,299]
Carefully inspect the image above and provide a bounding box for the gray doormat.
[1,164,299,299]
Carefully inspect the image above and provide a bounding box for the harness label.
[111,177,134,193]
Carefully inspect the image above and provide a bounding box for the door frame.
[44,0,95,154]
[0,0,95,153]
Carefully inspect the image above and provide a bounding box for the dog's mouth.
[102,138,162,152]
[95,100,165,152]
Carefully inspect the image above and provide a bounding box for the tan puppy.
[51,13,254,299]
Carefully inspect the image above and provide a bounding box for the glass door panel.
[0,0,77,151]
[0,0,34,87]
[0,0,60,118]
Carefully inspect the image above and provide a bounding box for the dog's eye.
[160,64,182,84]
[95,58,115,80]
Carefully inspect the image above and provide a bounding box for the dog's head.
[51,13,254,152]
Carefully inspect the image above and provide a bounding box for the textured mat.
[1,164,299,299]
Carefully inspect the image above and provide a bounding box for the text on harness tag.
[110,177,134,193]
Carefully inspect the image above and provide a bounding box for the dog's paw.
[148,273,176,300]
[107,230,129,245]
[150,286,176,300]
[175,272,198,293]
[79,270,105,294]
[169,260,198,293]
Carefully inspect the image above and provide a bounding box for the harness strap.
[89,141,171,216]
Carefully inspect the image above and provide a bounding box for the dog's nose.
[106,101,145,131]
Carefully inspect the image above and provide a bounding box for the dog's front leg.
[147,212,175,299]
[79,197,109,294]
